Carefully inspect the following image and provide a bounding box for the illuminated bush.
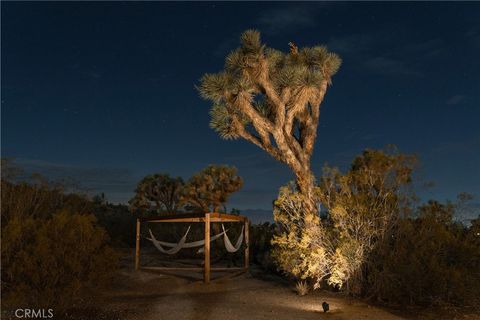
[271,148,480,306]
[272,183,332,289]
[272,149,415,291]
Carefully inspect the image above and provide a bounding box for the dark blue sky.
[2,2,479,210]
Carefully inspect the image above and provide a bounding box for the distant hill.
[241,209,273,224]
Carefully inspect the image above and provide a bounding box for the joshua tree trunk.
[294,167,317,217]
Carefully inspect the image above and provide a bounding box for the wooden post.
[204,213,211,283]
[244,219,249,270]
[135,218,141,271]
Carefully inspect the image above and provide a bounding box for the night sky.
[2,2,479,213]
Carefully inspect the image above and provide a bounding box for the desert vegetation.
[198,30,480,310]
[129,164,242,216]
[270,148,480,307]
[0,162,247,316]
[0,161,119,315]
[2,16,479,320]
[2,149,478,317]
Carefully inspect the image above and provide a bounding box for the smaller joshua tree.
[199,30,341,218]
[182,165,243,213]
[129,174,184,214]
[129,166,243,215]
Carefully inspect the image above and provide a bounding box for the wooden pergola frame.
[135,212,249,283]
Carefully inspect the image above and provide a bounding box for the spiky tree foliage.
[182,165,243,213]
[129,174,184,214]
[199,30,341,217]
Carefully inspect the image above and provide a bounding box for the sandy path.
[103,267,406,320]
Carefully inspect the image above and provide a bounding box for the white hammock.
[197,227,243,254]
[146,227,228,255]
[222,224,244,253]
[147,224,244,254]
[147,226,191,255]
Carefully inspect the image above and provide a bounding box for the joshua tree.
[182,165,243,213]
[199,30,341,217]
[129,174,184,214]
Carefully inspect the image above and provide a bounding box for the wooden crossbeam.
[141,212,246,223]
[140,267,244,272]
[145,217,242,223]
[141,267,203,272]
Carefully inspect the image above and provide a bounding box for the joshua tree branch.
[230,92,274,132]
[303,81,328,156]
[256,58,285,120]
[232,116,284,162]
[285,88,311,136]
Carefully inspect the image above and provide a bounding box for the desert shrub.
[250,222,276,270]
[272,149,415,290]
[319,149,416,293]
[365,202,480,306]
[1,175,118,313]
[93,201,136,247]
[1,179,93,223]
[272,183,333,288]
[1,211,118,311]
[271,148,480,306]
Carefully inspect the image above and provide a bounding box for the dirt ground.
[96,251,479,320]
